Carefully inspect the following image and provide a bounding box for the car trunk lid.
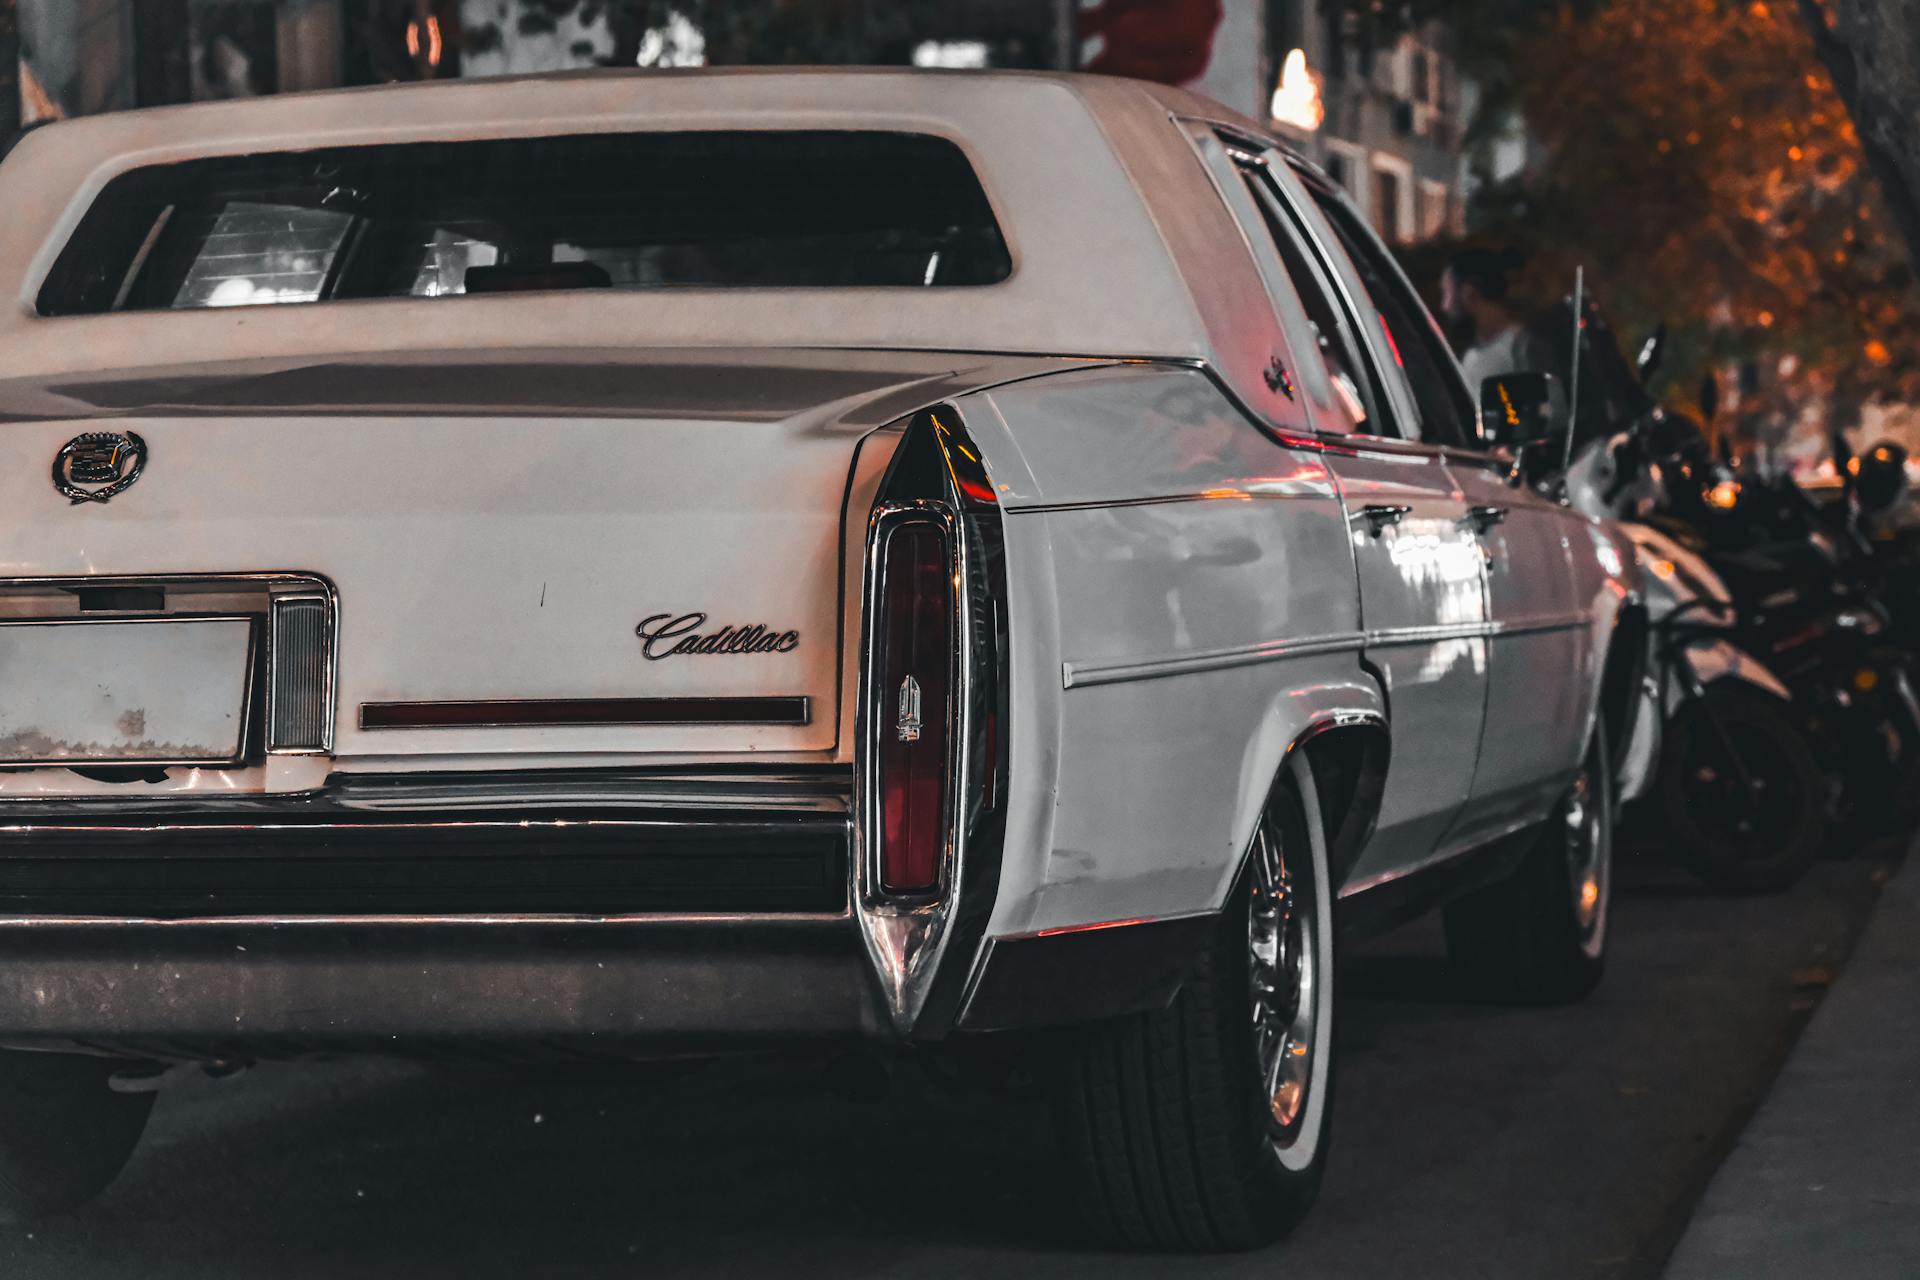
[0,347,1068,767]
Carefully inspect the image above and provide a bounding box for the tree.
[1798,0,1920,272]
[1346,0,1918,449]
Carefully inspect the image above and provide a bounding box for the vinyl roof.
[0,69,1300,422]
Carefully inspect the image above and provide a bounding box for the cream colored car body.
[0,70,1639,1048]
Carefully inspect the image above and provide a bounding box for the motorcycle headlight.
[1833,607,1886,636]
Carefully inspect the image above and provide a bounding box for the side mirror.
[1636,322,1667,381]
[1480,371,1568,450]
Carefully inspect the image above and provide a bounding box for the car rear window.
[37,131,1012,316]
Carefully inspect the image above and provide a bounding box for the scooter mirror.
[1480,371,1568,449]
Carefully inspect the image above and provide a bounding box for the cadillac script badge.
[636,612,800,660]
[53,432,148,505]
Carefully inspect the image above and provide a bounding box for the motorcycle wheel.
[1814,701,1898,850]
[1657,682,1825,894]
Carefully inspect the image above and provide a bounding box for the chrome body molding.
[0,912,850,929]
[1063,633,1367,690]
[1358,620,1489,650]
[1490,612,1593,638]
[1003,490,1339,516]
[1060,614,1590,689]
[1337,827,1529,899]
[0,798,852,920]
[0,767,852,816]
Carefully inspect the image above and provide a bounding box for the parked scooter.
[1648,428,1920,844]
[1546,306,1825,891]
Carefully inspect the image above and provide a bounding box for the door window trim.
[1199,121,1459,463]
[1285,155,1493,460]
[1179,118,1446,462]
[1188,121,1415,452]
[1236,166,1393,441]
[1239,167,1414,444]
[1248,161,1444,448]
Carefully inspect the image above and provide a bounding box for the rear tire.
[1659,682,1823,894]
[0,1051,153,1221]
[1053,758,1334,1251]
[1445,720,1612,1004]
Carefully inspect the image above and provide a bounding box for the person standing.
[1442,247,1552,389]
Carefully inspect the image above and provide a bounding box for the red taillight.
[876,519,954,896]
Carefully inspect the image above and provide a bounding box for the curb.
[1662,840,1920,1278]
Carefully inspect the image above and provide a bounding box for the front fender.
[1671,639,1792,711]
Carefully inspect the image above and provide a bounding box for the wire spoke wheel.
[1658,683,1824,894]
[1444,718,1612,1003]
[1054,763,1334,1250]
[1563,766,1608,949]
[1248,814,1318,1142]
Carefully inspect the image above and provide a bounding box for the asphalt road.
[0,841,1901,1280]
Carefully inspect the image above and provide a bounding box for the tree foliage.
[1798,0,1920,274]
[443,1,1920,446]
[1358,0,1919,444]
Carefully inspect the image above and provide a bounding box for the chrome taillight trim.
[852,406,1012,1039]
[858,502,965,909]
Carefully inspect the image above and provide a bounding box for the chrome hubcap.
[1564,768,1608,938]
[1248,818,1317,1136]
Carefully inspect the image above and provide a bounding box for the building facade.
[1280,14,1469,244]
[13,0,1479,246]
[18,0,455,121]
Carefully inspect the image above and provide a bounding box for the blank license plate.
[0,617,254,766]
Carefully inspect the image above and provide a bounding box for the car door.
[1290,166,1589,843]
[1446,464,1589,831]
[1204,134,1490,888]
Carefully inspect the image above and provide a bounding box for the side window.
[1232,165,1384,437]
[1303,180,1479,449]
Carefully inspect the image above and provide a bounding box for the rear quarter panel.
[961,364,1380,937]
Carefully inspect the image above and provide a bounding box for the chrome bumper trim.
[0,910,849,928]
[0,766,853,817]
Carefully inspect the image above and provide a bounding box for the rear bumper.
[0,770,880,1054]
[0,769,1218,1053]
[0,917,879,1055]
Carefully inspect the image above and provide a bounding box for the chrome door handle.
[1357,503,1413,536]
[1465,505,1509,532]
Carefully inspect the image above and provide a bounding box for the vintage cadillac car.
[0,70,1642,1247]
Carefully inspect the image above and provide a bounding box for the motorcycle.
[1640,421,1920,845]
[1546,303,1826,891]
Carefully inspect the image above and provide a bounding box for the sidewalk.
[1664,846,1920,1278]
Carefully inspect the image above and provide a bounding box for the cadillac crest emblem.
[53,431,148,505]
